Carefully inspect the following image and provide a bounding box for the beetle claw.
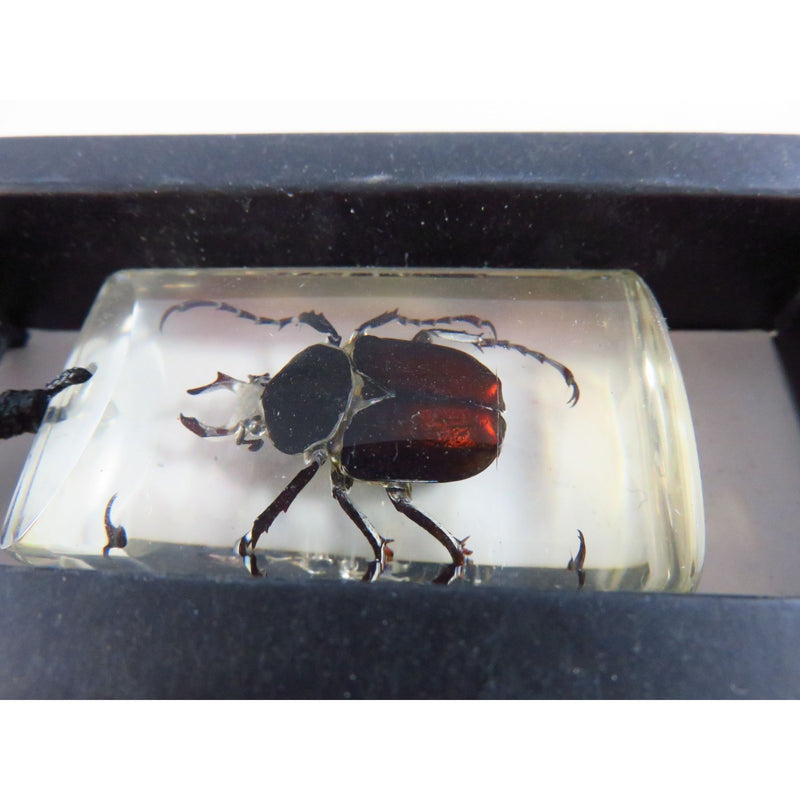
[567,529,587,588]
[102,493,128,557]
[433,562,463,585]
[247,556,264,577]
[565,373,580,407]
[361,559,384,582]
[362,537,395,581]
[180,413,232,439]
[239,548,264,577]
[455,535,473,558]
[381,537,395,563]
[236,534,264,576]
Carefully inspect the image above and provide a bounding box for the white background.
[1,1,799,136]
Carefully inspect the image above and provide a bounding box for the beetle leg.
[236,456,325,576]
[331,468,394,582]
[480,338,579,407]
[411,327,580,407]
[385,485,471,585]
[186,371,247,395]
[567,529,587,588]
[179,413,258,445]
[103,493,128,556]
[160,301,342,345]
[186,371,270,396]
[180,413,235,438]
[182,371,269,451]
[355,309,497,340]
[234,426,265,452]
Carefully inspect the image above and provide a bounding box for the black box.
[1,134,798,698]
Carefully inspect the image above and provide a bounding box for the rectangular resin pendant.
[1,268,704,591]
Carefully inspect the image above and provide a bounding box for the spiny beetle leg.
[186,372,244,395]
[331,468,394,582]
[103,493,127,556]
[433,537,473,584]
[236,457,324,576]
[433,563,462,585]
[179,413,264,450]
[567,530,587,589]
[234,427,265,451]
[355,308,497,340]
[386,485,470,585]
[179,413,237,439]
[159,300,341,345]
[409,326,580,407]
[296,311,342,346]
[477,337,579,407]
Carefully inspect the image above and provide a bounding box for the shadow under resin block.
[1,268,704,591]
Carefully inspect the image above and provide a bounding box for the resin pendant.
[1,268,704,591]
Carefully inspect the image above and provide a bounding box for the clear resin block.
[1,268,704,591]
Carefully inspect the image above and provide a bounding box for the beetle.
[160,302,579,584]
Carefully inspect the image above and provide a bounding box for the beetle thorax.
[261,344,354,455]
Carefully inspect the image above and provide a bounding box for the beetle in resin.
[160,302,580,584]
